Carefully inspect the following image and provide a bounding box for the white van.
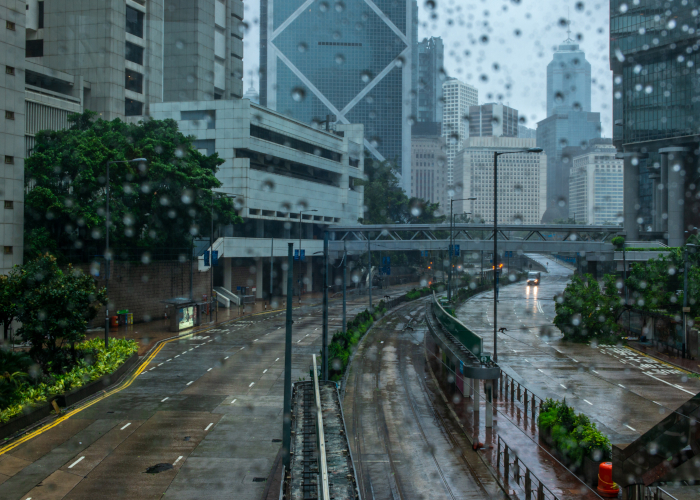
[526,271,541,286]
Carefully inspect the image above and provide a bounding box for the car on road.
[526,271,541,286]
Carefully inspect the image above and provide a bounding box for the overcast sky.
[241,0,613,135]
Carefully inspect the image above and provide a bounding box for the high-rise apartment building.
[0,0,244,273]
[537,36,601,222]
[416,36,444,123]
[518,125,537,139]
[454,137,547,225]
[610,0,700,246]
[259,0,416,192]
[568,140,623,225]
[468,103,518,138]
[411,127,446,213]
[442,78,478,188]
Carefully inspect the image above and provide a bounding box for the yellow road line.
[625,346,695,375]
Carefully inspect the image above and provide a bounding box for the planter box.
[0,352,139,441]
[583,456,603,488]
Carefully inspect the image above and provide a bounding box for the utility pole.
[282,243,293,470]
[270,238,274,302]
[342,241,347,334]
[322,231,329,381]
[368,233,372,311]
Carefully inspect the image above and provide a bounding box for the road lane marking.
[207,368,212,372]
[205,423,213,431]
[572,359,578,363]
[231,399,237,404]
[643,372,696,395]
[166,359,172,362]
[68,456,85,468]
[174,355,180,358]
[161,397,169,402]
[149,367,156,371]
[297,339,302,343]
[158,363,163,366]
[275,358,279,362]
[249,382,255,387]
[254,339,258,342]
[263,369,268,374]
[173,456,183,465]
[120,423,131,430]
[583,399,592,405]
[560,384,567,389]
[625,424,636,432]
[224,356,229,360]
[186,381,194,386]
[537,369,544,373]
[618,384,626,389]
[240,347,245,350]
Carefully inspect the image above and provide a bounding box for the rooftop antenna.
[564,8,575,43]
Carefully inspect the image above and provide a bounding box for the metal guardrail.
[645,486,680,500]
[432,291,484,356]
[500,371,545,421]
[497,436,560,500]
[312,354,331,500]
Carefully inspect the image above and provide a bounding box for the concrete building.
[151,98,365,299]
[259,0,416,192]
[568,140,623,225]
[468,103,518,138]
[537,33,601,222]
[416,36,445,123]
[518,125,537,139]
[442,78,478,188]
[0,0,245,274]
[411,129,447,213]
[454,137,547,225]
[164,0,244,102]
[243,82,259,104]
[610,0,700,245]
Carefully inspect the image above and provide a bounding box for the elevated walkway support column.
[223,257,232,291]
[621,153,641,241]
[485,380,493,428]
[255,258,263,299]
[473,379,480,413]
[660,152,669,233]
[660,147,688,247]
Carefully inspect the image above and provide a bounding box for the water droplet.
[297,42,308,53]
[291,87,306,102]
[575,1,585,11]
[361,71,372,83]
[335,53,345,65]
[554,92,564,104]
[334,1,345,12]
[319,1,329,12]
[262,179,275,192]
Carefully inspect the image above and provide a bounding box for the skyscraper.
[537,35,601,222]
[610,0,700,246]
[259,0,416,191]
[416,37,445,123]
[442,78,478,188]
[411,125,446,213]
[468,103,519,138]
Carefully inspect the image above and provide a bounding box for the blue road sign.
[212,250,219,267]
[294,249,306,261]
[454,245,460,257]
[204,251,210,266]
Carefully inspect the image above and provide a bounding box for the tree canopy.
[24,111,242,262]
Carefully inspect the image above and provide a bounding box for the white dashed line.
[583,399,592,405]
[173,456,183,465]
[297,339,302,343]
[618,384,626,389]
[275,358,279,362]
[166,359,172,362]
[205,423,214,431]
[175,355,180,358]
[149,367,156,371]
[263,369,268,374]
[186,381,194,386]
[207,368,213,372]
[643,372,696,395]
[158,363,163,366]
[537,369,544,373]
[254,339,258,342]
[560,384,567,390]
[161,397,169,402]
[68,456,85,468]
[625,424,636,432]
[224,356,229,360]
[120,423,131,430]
[240,347,245,350]
[231,398,237,404]
[572,359,578,363]
[249,382,255,387]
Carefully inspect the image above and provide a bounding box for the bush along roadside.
[538,398,612,470]
[0,338,138,424]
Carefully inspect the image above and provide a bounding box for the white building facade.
[411,135,447,213]
[569,142,623,225]
[454,137,547,224]
[442,79,478,189]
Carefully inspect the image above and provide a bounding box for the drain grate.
[271,438,282,443]
[252,477,267,483]
[145,463,174,474]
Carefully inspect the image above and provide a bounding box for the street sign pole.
[282,243,293,470]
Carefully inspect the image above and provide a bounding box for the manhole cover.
[145,463,174,474]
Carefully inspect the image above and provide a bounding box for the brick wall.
[75,261,211,325]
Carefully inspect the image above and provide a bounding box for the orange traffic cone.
[596,462,619,498]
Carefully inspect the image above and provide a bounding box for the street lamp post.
[298,209,318,303]
[683,243,696,358]
[492,148,542,363]
[452,212,471,293]
[448,198,476,301]
[210,189,236,322]
[104,158,147,350]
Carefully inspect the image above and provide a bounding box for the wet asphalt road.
[0,286,415,500]
[343,299,507,500]
[456,255,700,444]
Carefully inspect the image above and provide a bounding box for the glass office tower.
[610,0,700,244]
[260,0,416,191]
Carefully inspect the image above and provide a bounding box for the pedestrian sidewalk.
[87,284,416,355]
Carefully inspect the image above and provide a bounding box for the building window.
[4,201,13,209]
[5,111,15,120]
[4,156,14,164]
[125,99,143,116]
[126,6,144,38]
[6,21,15,31]
[4,246,12,255]
[5,66,14,75]
[125,41,144,65]
[125,69,143,93]
[26,39,44,57]
[38,1,44,29]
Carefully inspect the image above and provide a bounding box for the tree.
[0,268,23,341]
[16,254,107,371]
[24,111,242,262]
[357,158,446,225]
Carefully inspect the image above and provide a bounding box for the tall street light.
[452,212,471,292]
[492,147,542,363]
[210,189,236,322]
[448,197,476,301]
[298,209,318,304]
[104,158,147,349]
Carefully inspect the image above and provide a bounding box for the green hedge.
[0,338,138,424]
[538,398,611,465]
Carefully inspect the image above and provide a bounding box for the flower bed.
[0,338,138,424]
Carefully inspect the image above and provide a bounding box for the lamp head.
[527,148,543,153]
[131,158,148,162]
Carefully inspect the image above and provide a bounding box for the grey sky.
[241,0,613,135]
